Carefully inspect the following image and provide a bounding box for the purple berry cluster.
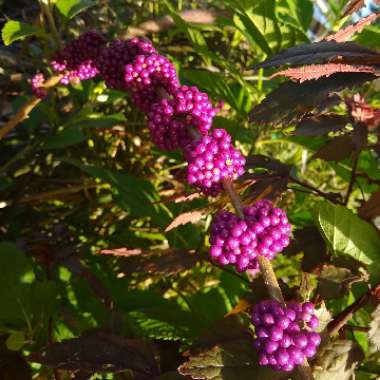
[209,200,291,272]
[96,38,156,91]
[251,300,321,372]
[51,30,106,84]
[184,129,245,194]
[31,73,47,98]
[147,85,218,150]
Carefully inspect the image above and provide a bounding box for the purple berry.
[251,300,321,372]
[31,73,47,98]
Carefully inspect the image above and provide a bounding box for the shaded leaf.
[245,155,291,175]
[295,114,349,136]
[314,302,333,334]
[165,210,207,232]
[43,126,86,150]
[249,73,376,125]
[313,339,364,380]
[285,227,329,272]
[317,265,356,300]
[6,331,25,351]
[368,304,380,352]
[315,201,380,279]
[1,20,39,46]
[313,135,354,161]
[154,372,186,380]
[271,63,377,82]
[55,0,96,19]
[255,41,379,69]
[28,331,159,379]
[178,339,285,380]
[326,12,380,42]
[359,188,380,220]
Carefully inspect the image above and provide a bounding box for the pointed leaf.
[55,0,96,19]
[165,210,207,232]
[271,63,377,82]
[313,135,354,161]
[315,201,380,279]
[249,73,376,125]
[255,41,379,69]
[295,114,349,136]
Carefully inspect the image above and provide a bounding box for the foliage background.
[1,0,380,379]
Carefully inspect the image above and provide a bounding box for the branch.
[0,74,61,141]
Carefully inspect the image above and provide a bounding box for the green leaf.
[60,158,171,226]
[2,20,39,46]
[55,0,96,19]
[0,242,35,327]
[6,331,25,351]
[315,201,380,279]
[43,126,86,150]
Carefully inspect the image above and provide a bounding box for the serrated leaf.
[249,73,376,126]
[55,0,96,19]
[28,331,159,378]
[313,339,364,380]
[178,339,285,380]
[368,304,380,352]
[271,63,377,82]
[315,201,380,279]
[295,114,349,136]
[313,135,354,161]
[165,210,206,232]
[255,41,380,69]
[326,12,380,42]
[1,20,39,46]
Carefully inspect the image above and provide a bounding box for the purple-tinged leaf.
[271,63,377,82]
[254,41,379,70]
[249,73,376,126]
[165,210,207,232]
[326,12,380,42]
[313,134,354,161]
[295,114,349,136]
[28,331,159,379]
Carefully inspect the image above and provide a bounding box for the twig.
[344,151,359,205]
[327,289,371,336]
[290,176,343,204]
[0,75,61,141]
[40,0,63,50]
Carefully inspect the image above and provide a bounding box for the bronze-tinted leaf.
[313,134,354,161]
[98,248,145,257]
[359,188,380,220]
[249,73,376,126]
[254,41,379,69]
[245,155,290,175]
[178,339,286,380]
[342,0,365,17]
[326,12,380,42]
[271,63,377,82]
[295,114,349,136]
[317,265,356,300]
[312,339,364,380]
[28,331,159,379]
[165,210,207,232]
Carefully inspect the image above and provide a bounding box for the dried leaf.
[295,114,349,136]
[255,41,379,70]
[368,304,380,352]
[165,210,206,232]
[326,12,380,42]
[312,339,364,380]
[249,73,376,126]
[271,64,377,82]
[359,188,380,220]
[28,331,159,379]
[98,248,145,257]
[313,135,354,161]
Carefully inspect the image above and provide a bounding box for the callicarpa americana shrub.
[35,31,320,373]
